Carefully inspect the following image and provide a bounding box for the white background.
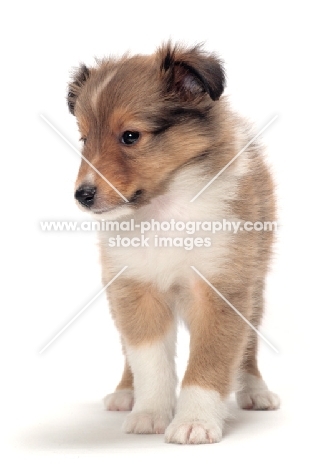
[1,0,311,466]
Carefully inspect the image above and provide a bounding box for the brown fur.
[68,42,278,441]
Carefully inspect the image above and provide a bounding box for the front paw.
[164,386,227,444]
[165,419,223,444]
[103,389,134,411]
[123,411,173,434]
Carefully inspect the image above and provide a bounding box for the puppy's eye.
[121,131,140,145]
[80,137,87,145]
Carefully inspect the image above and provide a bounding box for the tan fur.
[68,43,278,438]
[107,279,174,347]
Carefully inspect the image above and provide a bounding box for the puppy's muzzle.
[75,184,144,213]
[75,184,96,208]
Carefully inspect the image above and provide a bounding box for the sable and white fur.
[68,43,279,444]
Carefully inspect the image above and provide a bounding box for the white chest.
[99,167,241,291]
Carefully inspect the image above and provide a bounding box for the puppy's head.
[68,43,225,218]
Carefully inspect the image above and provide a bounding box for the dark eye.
[80,137,87,145]
[121,131,140,145]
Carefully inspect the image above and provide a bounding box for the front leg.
[109,279,177,434]
[165,279,251,444]
[123,327,177,434]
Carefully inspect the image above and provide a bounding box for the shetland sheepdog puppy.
[68,43,279,444]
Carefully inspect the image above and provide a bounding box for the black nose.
[75,185,96,208]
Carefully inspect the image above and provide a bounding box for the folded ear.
[158,43,225,101]
[67,64,90,115]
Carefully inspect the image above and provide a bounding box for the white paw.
[165,419,222,444]
[123,411,172,434]
[103,389,134,411]
[236,374,280,410]
[164,386,226,444]
[236,389,280,410]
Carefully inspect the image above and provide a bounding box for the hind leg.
[236,335,280,410]
[104,353,134,411]
[236,281,280,410]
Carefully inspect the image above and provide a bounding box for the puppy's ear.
[159,43,225,101]
[67,64,90,115]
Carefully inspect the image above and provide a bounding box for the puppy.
[67,43,280,444]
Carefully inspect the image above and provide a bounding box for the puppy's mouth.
[75,186,145,215]
[128,189,144,204]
